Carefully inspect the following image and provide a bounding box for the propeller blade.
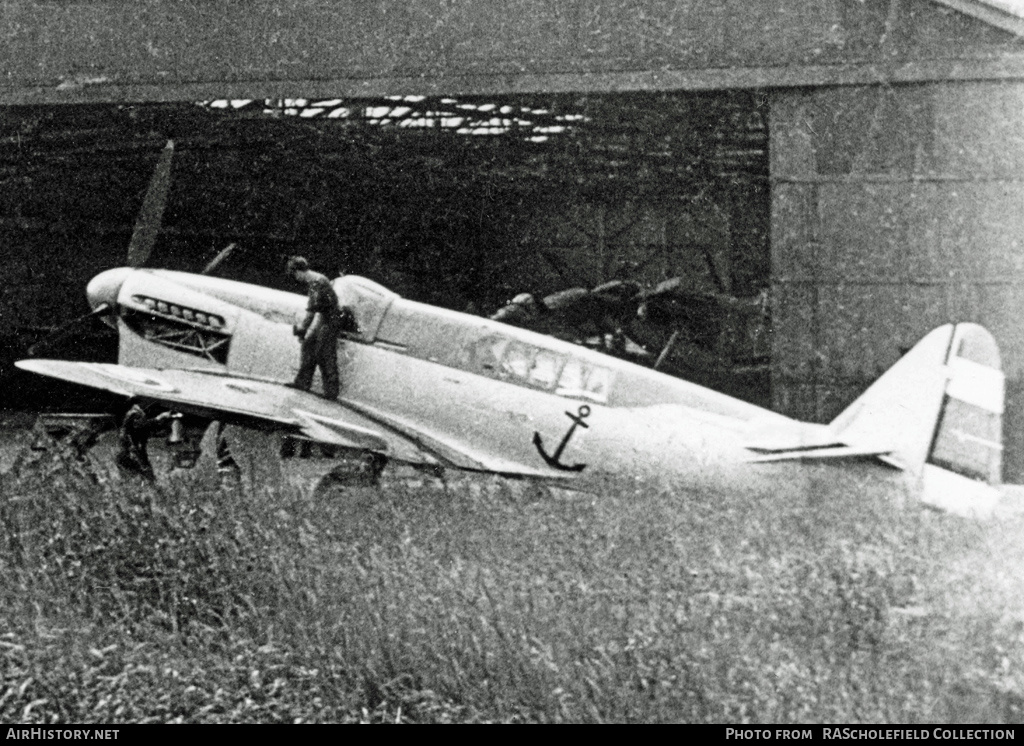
[126,140,175,268]
[201,242,238,276]
[27,304,114,357]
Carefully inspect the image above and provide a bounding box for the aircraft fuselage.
[88,266,917,504]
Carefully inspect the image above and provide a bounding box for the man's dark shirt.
[305,271,340,317]
[120,406,154,455]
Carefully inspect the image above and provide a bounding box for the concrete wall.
[770,81,1024,479]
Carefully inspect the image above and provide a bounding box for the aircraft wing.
[14,360,568,478]
[15,359,418,454]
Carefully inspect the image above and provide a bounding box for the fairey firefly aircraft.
[15,146,1005,517]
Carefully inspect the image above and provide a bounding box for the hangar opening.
[198,93,770,309]
[0,91,771,409]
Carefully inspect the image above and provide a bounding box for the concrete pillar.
[770,81,1024,481]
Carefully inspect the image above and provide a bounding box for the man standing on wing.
[286,255,341,400]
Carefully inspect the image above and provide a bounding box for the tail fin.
[830,323,1003,517]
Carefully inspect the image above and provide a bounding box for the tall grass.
[2,440,1023,722]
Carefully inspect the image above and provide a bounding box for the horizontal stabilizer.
[818,323,1003,518]
[744,420,852,454]
[747,444,895,464]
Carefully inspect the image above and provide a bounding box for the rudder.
[830,323,1004,517]
[922,324,1003,516]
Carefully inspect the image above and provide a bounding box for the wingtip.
[14,359,45,373]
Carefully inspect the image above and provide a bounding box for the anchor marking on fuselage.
[533,404,590,472]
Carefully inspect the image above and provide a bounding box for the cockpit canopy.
[332,275,399,341]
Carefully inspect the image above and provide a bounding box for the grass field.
[2,438,1024,723]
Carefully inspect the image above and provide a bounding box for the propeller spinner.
[85,267,133,323]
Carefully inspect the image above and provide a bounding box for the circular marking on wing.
[86,364,179,393]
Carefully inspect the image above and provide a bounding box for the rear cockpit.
[462,334,613,404]
[364,289,772,416]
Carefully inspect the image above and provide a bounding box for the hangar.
[1,0,1024,477]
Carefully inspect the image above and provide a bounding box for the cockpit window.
[501,341,534,379]
[584,366,611,401]
[529,349,563,389]
[556,358,612,403]
[465,333,610,402]
[467,334,510,373]
[557,358,586,394]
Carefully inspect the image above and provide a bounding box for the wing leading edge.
[17,360,568,477]
[15,359,427,457]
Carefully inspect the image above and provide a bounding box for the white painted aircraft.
[14,144,1005,517]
